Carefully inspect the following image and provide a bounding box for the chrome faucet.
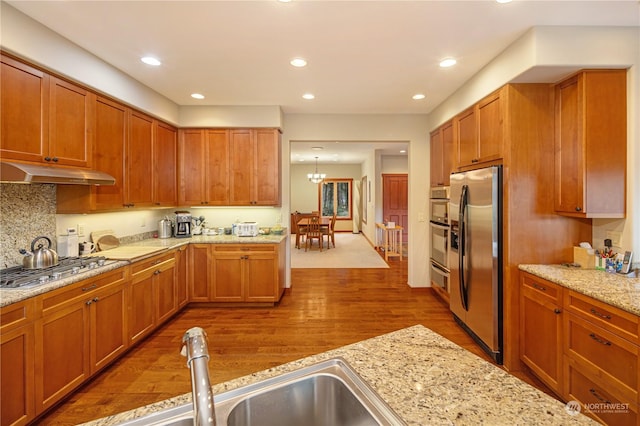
[181,327,216,425]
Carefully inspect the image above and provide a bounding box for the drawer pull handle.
[532,283,547,292]
[589,333,612,346]
[590,308,612,320]
[82,284,97,292]
[589,388,611,404]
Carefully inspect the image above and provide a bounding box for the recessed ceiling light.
[400,150,406,154]
[412,94,426,100]
[278,0,292,3]
[302,93,315,100]
[290,58,307,67]
[311,146,324,151]
[439,58,457,68]
[191,93,205,99]
[496,0,512,3]
[141,56,161,66]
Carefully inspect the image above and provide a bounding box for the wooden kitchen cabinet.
[125,110,154,208]
[154,122,179,207]
[1,54,93,168]
[128,252,176,344]
[519,272,564,396]
[178,129,230,206]
[35,268,127,413]
[454,87,504,169]
[175,245,189,309]
[188,244,212,302]
[229,128,281,206]
[0,299,36,426]
[554,69,627,218]
[429,120,453,187]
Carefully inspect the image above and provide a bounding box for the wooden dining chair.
[324,213,336,248]
[293,212,307,249]
[305,216,323,251]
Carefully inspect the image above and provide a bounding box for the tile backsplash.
[1,183,57,268]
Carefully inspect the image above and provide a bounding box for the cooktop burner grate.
[0,256,109,289]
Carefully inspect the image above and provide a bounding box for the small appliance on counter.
[58,228,79,257]
[175,211,192,238]
[236,222,259,237]
[158,217,174,239]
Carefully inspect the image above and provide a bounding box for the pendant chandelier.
[307,156,326,184]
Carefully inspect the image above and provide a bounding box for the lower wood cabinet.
[128,251,176,344]
[519,272,563,396]
[0,299,36,426]
[189,242,285,303]
[175,245,189,309]
[35,268,128,413]
[520,271,640,426]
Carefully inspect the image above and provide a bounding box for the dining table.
[296,216,331,249]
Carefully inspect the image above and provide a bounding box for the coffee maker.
[175,211,192,238]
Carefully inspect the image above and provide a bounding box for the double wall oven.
[429,186,450,294]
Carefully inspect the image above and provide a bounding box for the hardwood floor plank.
[36,255,553,425]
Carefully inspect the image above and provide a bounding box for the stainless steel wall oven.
[429,186,450,293]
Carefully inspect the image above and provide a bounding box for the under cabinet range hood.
[0,161,116,185]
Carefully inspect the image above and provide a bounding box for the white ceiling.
[5,0,638,164]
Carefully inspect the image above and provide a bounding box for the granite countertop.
[83,325,595,426]
[519,264,640,316]
[0,233,288,308]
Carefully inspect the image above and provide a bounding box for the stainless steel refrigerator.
[449,165,503,364]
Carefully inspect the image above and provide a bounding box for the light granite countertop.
[0,234,288,308]
[519,264,640,316]
[82,325,595,426]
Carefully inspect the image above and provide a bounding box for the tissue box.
[573,247,595,269]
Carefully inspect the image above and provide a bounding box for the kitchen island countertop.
[519,264,640,316]
[82,325,595,426]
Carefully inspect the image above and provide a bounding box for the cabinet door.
[126,111,154,207]
[188,244,211,302]
[254,129,281,205]
[520,274,563,395]
[1,55,49,163]
[36,301,89,412]
[211,253,244,302]
[94,97,126,210]
[205,129,230,205]
[1,324,35,426]
[49,77,93,167]
[128,274,155,344]
[154,122,178,207]
[429,129,443,186]
[455,106,477,167]
[155,261,177,325]
[441,121,453,184]
[554,75,584,215]
[244,253,278,302]
[178,129,207,206]
[477,90,503,163]
[89,283,127,374]
[229,129,254,205]
[175,246,189,308]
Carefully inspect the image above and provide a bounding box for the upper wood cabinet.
[454,87,504,169]
[1,55,93,168]
[178,129,230,206]
[154,122,178,207]
[179,128,281,207]
[554,69,627,218]
[429,120,453,187]
[125,111,154,208]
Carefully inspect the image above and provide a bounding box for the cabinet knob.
[575,206,582,212]
[52,157,59,162]
[554,308,561,314]
[154,269,161,275]
[44,156,51,162]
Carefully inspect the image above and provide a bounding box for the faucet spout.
[181,327,216,425]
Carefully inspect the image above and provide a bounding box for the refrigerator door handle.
[459,184,469,311]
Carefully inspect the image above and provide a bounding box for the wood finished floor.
[38,252,553,425]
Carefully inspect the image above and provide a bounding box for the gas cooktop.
[0,256,115,289]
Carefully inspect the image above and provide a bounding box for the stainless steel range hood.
[1,161,116,185]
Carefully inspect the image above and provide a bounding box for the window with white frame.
[319,179,352,219]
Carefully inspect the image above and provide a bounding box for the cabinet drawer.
[565,360,638,426]
[42,268,127,312]
[521,272,562,303]
[565,290,639,344]
[131,251,175,276]
[565,312,639,403]
[212,244,275,253]
[0,298,36,333]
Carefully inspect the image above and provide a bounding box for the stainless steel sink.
[116,357,405,426]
